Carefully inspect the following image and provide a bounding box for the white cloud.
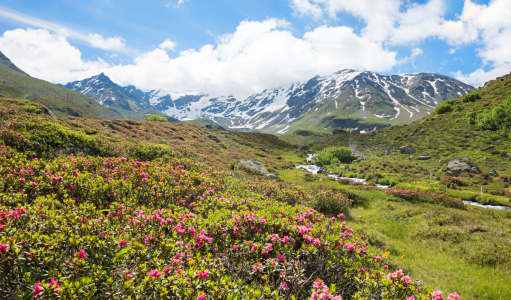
[289,0,511,85]
[0,20,397,99]
[88,34,125,50]
[409,48,423,67]
[290,0,323,20]
[167,0,189,8]
[0,28,109,83]
[0,6,127,52]
[158,39,178,51]
[177,0,189,7]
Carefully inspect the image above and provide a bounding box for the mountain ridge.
[63,69,474,133]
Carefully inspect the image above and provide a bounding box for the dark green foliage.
[466,112,477,125]
[434,103,454,114]
[312,146,354,166]
[145,114,168,122]
[476,95,511,131]
[444,98,457,105]
[462,93,482,103]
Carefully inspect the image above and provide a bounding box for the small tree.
[462,93,482,103]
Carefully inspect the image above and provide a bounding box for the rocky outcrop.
[106,123,121,131]
[332,128,348,135]
[446,157,481,176]
[205,125,213,129]
[266,174,278,180]
[501,151,508,158]
[37,106,56,118]
[489,169,498,177]
[239,159,268,173]
[217,126,226,130]
[207,135,221,143]
[417,156,431,160]
[399,145,415,154]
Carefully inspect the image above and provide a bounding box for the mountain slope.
[0,51,122,119]
[64,70,473,133]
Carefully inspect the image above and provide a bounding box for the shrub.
[466,112,477,125]
[435,103,454,114]
[304,173,317,182]
[462,92,482,103]
[444,98,457,105]
[145,114,168,122]
[338,178,351,185]
[441,176,467,188]
[476,95,511,132]
[455,104,465,112]
[312,146,354,166]
[378,178,397,187]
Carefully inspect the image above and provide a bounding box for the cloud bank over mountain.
[0,0,509,98]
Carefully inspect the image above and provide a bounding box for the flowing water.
[296,155,511,211]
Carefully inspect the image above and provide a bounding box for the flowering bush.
[0,100,460,299]
[441,176,467,188]
[385,188,465,209]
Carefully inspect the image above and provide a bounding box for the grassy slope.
[271,73,511,299]
[0,56,122,119]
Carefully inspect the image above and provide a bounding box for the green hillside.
[0,51,122,119]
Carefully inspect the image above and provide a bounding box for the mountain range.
[0,50,475,133]
[63,70,474,133]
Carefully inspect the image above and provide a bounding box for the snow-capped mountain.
[63,70,474,133]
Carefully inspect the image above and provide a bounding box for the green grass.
[350,197,511,299]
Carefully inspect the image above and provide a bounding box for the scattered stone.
[417,156,432,160]
[420,129,426,134]
[264,149,270,153]
[317,168,327,174]
[238,159,268,173]
[351,130,361,135]
[344,165,350,171]
[385,149,391,155]
[501,151,508,158]
[284,148,292,151]
[205,125,213,129]
[308,150,314,153]
[489,169,499,177]
[399,144,415,154]
[446,157,481,176]
[509,155,511,162]
[337,173,343,177]
[106,123,121,131]
[332,129,348,135]
[372,178,379,184]
[319,178,324,182]
[409,132,415,137]
[37,106,56,118]
[266,174,278,180]
[409,156,415,160]
[217,126,226,130]
[207,135,221,143]
[431,174,441,180]
[298,144,308,151]
[487,145,494,149]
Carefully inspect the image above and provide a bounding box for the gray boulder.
[207,135,221,143]
[205,125,213,129]
[217,126,226,130]
[420,129,426,134]
[266,174,278,180]
[298,144,308,151]
[489,169,499,177]
[446,157,481,176]
[106,123,121,131]
[385,149,392,155]
[501,151,508,158]
[37,106,56,118]
[239,159,268,173]
[344,165,350,171]
[417,156,432,160]
[399,145,415,154]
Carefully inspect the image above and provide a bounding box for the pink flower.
[232,245,238,250]
[197,293,206,300]
[0,243,7,253]
[126,274,133,279]
[278,254,285,262]
[32,281,44,298]
[30,182,37,186]
[406,297,415,300]
[360,268,365,274]
[118,240,127,247]
[197,270,209,278]
[148,269,161,278]
[280,282,287,289]
[75,249,87,259]
[69,185,74,190]
[447,293,460,300]
[50,278,60,294]
[432,291,443,300]
[18,178,25,183]
[383,265,388,269]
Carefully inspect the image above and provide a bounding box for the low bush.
[462,92,482,103]
[312,146,355,166]
[145,114,168,122]
[435,103,454,114]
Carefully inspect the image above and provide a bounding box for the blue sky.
[0,0,509,98]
